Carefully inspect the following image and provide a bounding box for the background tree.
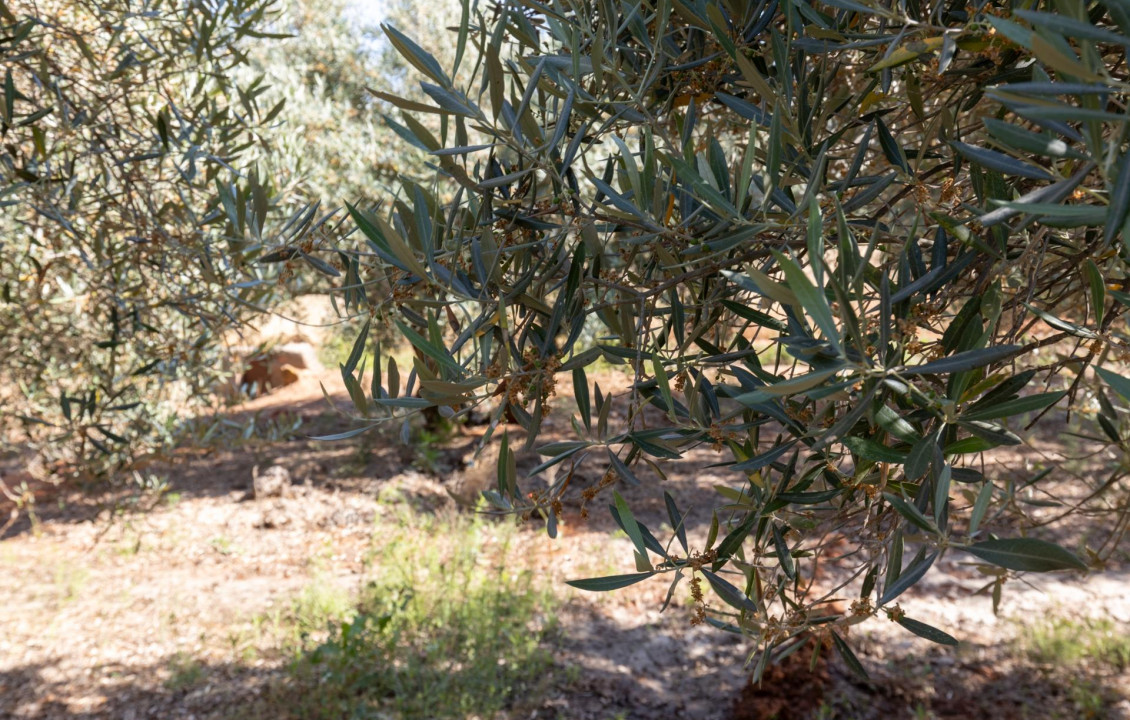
[323,0,1130,677]
[246,0,399,209]
[244,0,478,212]
[0,0,485,477]
[0,0,319,475]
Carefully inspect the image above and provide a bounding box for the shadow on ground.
[4,628,1126,720]
[0,389,735,544]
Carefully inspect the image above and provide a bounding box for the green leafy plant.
[318,0,1130,677]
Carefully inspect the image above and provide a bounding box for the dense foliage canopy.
[4,0,1130,676]
[0,0,484,479]
[311,0,1130,672]
[0,0,306,473]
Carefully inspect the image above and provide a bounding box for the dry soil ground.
[2,369,1129,719]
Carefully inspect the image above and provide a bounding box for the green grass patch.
[256,508,559,719]
[165,652,205,691]
[1017,615,1130,669]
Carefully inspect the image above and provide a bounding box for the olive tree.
[0,0,328,475]
[246,0,402,208]
[297,0,1129,676]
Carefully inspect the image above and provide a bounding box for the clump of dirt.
[731,639,829,720]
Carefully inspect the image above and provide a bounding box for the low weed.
[1015,614,1130,719]
[287,571,355,647]
[210,535,238,556]
[51,560,88,606]
[165,652,205,691]
[256,508,559,719]
[1018,615,1130,669]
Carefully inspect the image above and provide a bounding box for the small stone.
[257,503,290,529]
[252,465,290,499]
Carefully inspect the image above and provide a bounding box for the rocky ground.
[2,369,1128,719]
